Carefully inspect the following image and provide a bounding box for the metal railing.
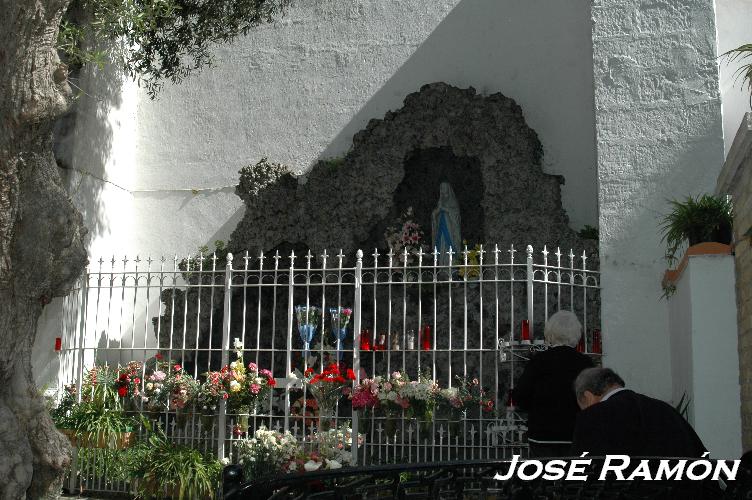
[52,244,600,494]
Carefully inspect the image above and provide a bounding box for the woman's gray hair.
[544,310,582,347]
[574,367,625,400]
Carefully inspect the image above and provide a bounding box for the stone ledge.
[662,242,733,288]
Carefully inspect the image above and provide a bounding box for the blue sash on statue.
[436,210,455,254]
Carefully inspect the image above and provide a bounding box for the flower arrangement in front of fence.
[214,338,276,434]
[451,375,495,414]
[114,361,143,400]
[398,373,439,435]
[296,363,355,431]
[291,396,319,428]
[141,359,170,415]
[236,423,363,479]
[384,207,425,265]
[166,363,199,426]
[236,426,300,480]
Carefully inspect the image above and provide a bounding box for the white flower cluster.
[235,426,298,470]
[312,426,364,466]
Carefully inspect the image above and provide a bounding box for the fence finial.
[356,249,364,261]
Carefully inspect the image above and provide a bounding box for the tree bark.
[0,1,88,498]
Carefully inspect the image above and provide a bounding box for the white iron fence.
[53,244,600,494]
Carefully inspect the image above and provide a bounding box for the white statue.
[432,182,462,266]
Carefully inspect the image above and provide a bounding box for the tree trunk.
[0,1,88,498]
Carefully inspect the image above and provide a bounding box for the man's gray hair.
[544,310,582,347]
[574,367,626,400]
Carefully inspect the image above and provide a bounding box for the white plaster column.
[592,0,725,399]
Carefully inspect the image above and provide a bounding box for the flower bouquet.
[350,377,381,435]
[375,372,411,437]
[114,361,143,409]
[398,373,439,438]
[295,306,322,359]
[329,307,352,360]
[140,359,170,418]
[165,363,198,428]
[437,376,495,432]
[194,370,225,432]
[384,207,425,267]
[219,339,276,434]
[298,363,355,431]
[235,426,299,480]
[290,423,365,472]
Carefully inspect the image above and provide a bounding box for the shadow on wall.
[317,0,598,229]
[54,54,125,246]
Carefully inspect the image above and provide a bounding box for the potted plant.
[65,401,137,449]
[660,194,733,264]
[125,422,222,499]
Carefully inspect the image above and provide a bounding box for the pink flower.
[259,368,273,378]
[247,362,258,372]
[472,378,479,385]
[249,384,261,394]
[383,382,392,391]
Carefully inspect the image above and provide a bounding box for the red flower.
[346,369,356,381]
[134,377,141,384]
[155,353,163,360]
[304,367,314,376]
[117,386,128,398]
[268,378,276,387]
[174,364,182,372]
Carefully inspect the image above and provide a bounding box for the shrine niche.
[228,82,593,259]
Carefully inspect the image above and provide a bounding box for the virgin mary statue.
[432,182,462,266]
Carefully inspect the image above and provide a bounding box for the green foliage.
[722,43,752,107]
[320,156,345,172]
[659,194,733,265]
[578,224,599,241]
[237,157,293,199]
[127,422,222,499]
[58,0,291,97]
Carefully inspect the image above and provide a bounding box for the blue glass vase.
[298,323,317,358]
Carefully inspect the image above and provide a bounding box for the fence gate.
[53,244,600,494]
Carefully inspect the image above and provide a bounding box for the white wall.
[592,0,726,400]
[716,0,752,155]
[668,254,742,459]
[68,0,598,261]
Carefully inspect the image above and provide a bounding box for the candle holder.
[520,320,531,345]
[592,329,602,354]
[421,324,432,350]
[359,329,372,351]
[406,330,416,350]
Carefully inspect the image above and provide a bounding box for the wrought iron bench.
[222,457,752,499]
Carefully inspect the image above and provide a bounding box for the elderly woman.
[514,310,593,457]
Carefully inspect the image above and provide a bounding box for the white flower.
[233,338,244,350]
[304,460,322,472]
[220,457,230,466]
[326,459,342,469]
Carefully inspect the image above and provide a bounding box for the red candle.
[592,329,602,354]
[421,325,432,350]
[54,337,62,351]
[360,329,372,351]
[576,336,585,352]
[507,389,515,408]
[520,320,530,342]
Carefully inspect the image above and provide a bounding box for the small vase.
[333,327,348,360]
[236,403,254,434]
[318,403,334,432]
[357,409,372,436]
[175,407,189,429]
[383,408,399,438]
[199,413,215,433]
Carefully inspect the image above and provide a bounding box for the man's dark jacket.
[514,346,593,442]
[572,389,706,457]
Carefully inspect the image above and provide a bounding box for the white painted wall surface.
[716,0,752,156]
[668,254,742,459]
[67,0,598,261]
[592,0,726,400]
